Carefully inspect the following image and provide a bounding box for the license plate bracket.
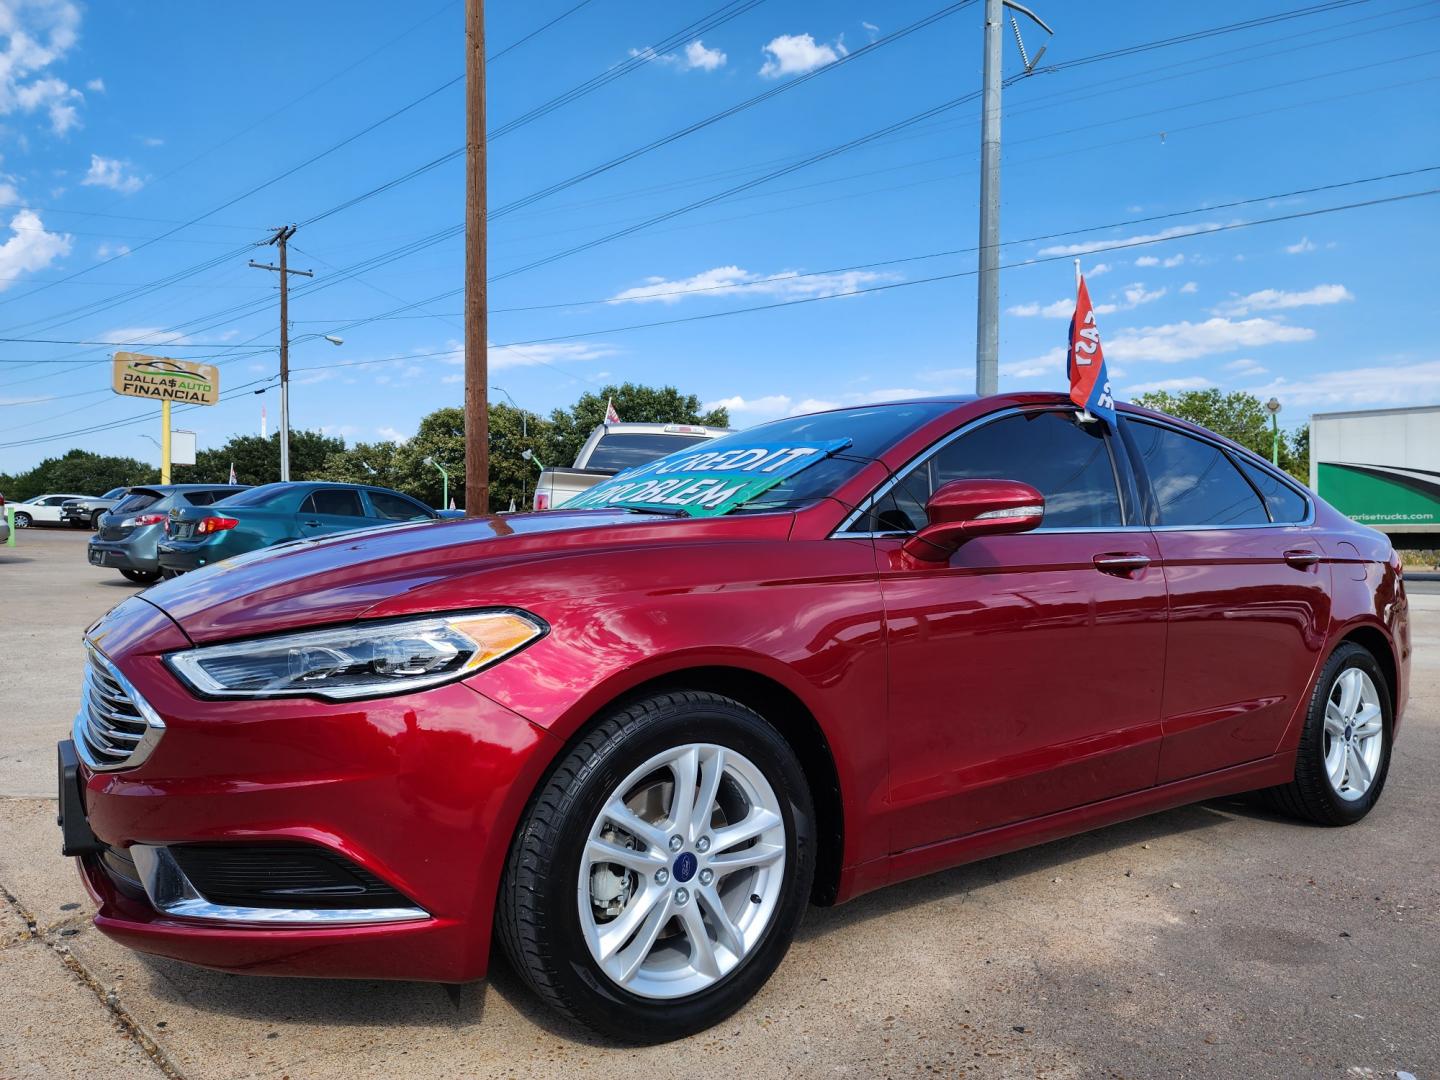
[57,739,104,856]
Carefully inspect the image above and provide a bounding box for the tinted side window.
[1236,458,1308,523]
[368,490,433,521]
[305,489,366,517]
[867,411,1123,531]
[182,491,218,506]
[1128,422,1268,527]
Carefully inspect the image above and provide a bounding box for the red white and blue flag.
[228,462,237,484]
[604,397,621,424]
[1067,273,1116,426]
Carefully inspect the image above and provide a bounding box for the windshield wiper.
[619,506,689,517]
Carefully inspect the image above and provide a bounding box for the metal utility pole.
[975,0,1051,397]
[464,0,490,515]
[250,225,312,482]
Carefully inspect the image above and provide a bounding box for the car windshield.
[724,402,956,513]
[587,433,712,472]
[215,484,294,508]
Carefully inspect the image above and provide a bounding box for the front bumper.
[65,598,558,982]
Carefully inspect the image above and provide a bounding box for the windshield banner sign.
[563,438,854,517]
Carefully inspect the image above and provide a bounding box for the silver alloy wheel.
[578,742,787,1000]
[1323,667,1384,801]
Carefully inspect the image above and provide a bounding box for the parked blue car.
[157,481,440,575]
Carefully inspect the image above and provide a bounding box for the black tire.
[1268,641,1393,826]
[13,512,30,529]
[119,568,161,584]
[497,690,815,1043]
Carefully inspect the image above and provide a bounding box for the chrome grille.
[75,646,164,771]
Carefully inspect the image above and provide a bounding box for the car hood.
[140,508,794,644]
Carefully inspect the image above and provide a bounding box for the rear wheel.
[119,569,161,584]
[498,691,815,1043]
[1269,642,1392,825]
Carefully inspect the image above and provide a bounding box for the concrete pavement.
[2,527,1436,1078]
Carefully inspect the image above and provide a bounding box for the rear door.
[297,488,369,537]
[1121,417,1330,782]
[859,407,1169,851]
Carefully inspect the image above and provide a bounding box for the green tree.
[1135,388,1307,483]
[0,450,158,502]
[543,382,730,472]
[179,429,344,485]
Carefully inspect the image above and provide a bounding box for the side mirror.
[901,479,1044,563]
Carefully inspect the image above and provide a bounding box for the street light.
[492,384,531,505]
[423,455,451,510]
[1265,397,1282,466]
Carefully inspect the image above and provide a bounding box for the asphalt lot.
[2,527,1437,1079]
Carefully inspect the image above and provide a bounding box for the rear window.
[111,491,161,514]
[1236,458,1309,523]
[216,484,294,508]
[587,433,711,472]
[181,488,243,506]
[368,490,434,521]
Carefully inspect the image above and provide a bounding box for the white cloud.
[0,392,53,404]
[1285,237,1317,254]
[630,38,727,72]
[999,347,1066,380]
[1086,262,1112,277]
[1134,256,1159,267]
[376,426,409,443]
[0,0,85,134]
[1105,317,1315,364]
[0,207,71,290]
[95,241,129,259]
[759,33,846,78]
[704,394,796,417]
[1179,281,1198,294]
[705,386,936,421]
[1121,283,1166,307]
[682,39,725,70]
[84,76,102,92]
[1138,253,1185,269]
[1244,359,1440,407]
[1223,358,1267,376]
[98,326,188,345]
[1214,283,1353,317]
[1125,375,1213,395]
[490,340,617,370]
[139,135,163,147]
[608,264,890,305]
[1008,283,1159,320]
[80,154,144,194]
[862,20,880,41]
[1039,223,1223,258]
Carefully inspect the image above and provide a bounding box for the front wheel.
[119,569,161,584]
[498,691,815,1043]
[1269,642,1393,825]
[13,512,30,529]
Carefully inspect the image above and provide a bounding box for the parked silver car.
[62,487,130,529]
[87,484,248,584]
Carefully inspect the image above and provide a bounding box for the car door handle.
[1283,548,1320,569]
[303,520,321,528]
[1093,552,1151,574]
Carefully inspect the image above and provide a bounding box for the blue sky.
[0,0,1437,472]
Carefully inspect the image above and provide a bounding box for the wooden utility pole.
[464,0,489,515]
[250,225,312,482]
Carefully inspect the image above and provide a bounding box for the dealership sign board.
[564,438,854,518]
[112,352,220,405]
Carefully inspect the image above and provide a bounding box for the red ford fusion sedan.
[59,393,1408,1042]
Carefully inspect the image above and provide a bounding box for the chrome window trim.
[128,845,430,927]
[833,405,1131,537]
[1122,416,1315,529]
[72,645,166,773]
[834,407,1316,539]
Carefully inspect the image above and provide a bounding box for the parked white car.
[7,494,90,528]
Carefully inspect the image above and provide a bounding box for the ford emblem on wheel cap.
[672,851,697,883]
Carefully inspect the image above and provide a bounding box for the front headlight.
[165,610,545,701]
